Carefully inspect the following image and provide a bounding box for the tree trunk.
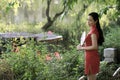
[42,0,66,31]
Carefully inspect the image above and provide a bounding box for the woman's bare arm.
[77,34,98,50]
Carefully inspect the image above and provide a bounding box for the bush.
[0,40,84,80]
[103,26,120,49]
[0,59,14,80]
[97,62,120,80]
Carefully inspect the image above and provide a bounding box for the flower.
[46,54,52,61]
[47,31,53,35]
[54,52,61,59]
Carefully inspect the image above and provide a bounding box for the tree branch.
[42,0,67,31]
[46,0,51,22]
[53,4,66,21]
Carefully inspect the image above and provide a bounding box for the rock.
[104,48,117,63]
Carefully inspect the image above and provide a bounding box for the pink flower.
[47,31,53,35]
[54,52,61,59]
[46,54,52,61]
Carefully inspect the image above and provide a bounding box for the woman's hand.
[77,44,83,50]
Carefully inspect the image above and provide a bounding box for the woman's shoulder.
[91,27,98,34]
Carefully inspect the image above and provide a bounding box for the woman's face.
[87,16,96,27]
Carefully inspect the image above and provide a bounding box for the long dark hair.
[89,12,104,46]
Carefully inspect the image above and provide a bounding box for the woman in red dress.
[77,12,104,80]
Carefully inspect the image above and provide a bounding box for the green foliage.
[49,24,80,48]
[0,60,14,80]
[0,0,120,80]
[63,0,78,10]
[0,0,20,14]
[0,39,84,80]
[97,62,120,80]
[1,39,120,80]
[0,32,120,80]
[98,25,120,61]
[0,22,43,33]
[103,26,120,49]
[98,46,105,61]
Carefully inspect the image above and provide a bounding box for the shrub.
[0,40,84,80]
[0,59,14,80]
[97,62,120,80]
[103,26,120,49]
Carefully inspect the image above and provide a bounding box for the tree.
[42,0,78,31]
[1,0,119,30]
[0,0,78,31]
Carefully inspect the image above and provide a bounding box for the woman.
[77,12,104,80]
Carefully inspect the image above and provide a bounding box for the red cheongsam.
[84,25,100,75]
